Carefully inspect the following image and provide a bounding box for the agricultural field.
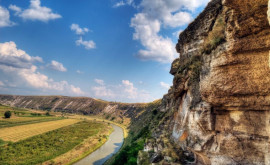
[0,105,64,129]
[0,119,80,142]
[0,121,112,165]
[0,105,113,165]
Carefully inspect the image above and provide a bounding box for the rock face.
[153,0,270,164]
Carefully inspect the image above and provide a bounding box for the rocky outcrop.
[144,0,270,164]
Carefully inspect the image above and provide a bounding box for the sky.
[0,0,209,103]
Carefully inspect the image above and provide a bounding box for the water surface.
[74,124,124,165]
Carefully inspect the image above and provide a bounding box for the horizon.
[0,0,210,103]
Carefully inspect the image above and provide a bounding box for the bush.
[4,111,11,118]
[152,109,158,115]
[45,111,50,116]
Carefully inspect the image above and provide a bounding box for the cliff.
[140,0,270,164]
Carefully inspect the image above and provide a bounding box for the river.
[74,124,124,165]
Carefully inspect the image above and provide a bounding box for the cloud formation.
[9,0,61,22]
[113,0,134,8]
[0,41,84,96]
[0,6,15,27]
[0,41,43,69]
[130,0,210,63]
[94,79,105,86]
[47,60,67,72]
[92,79,154,103]
[160,81,170,89]
[70,24,89,35]
[76,37,96,50]
[70,23,96,50]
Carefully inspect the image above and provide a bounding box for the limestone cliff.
[141,0,270,164]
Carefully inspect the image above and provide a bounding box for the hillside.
[0,94,151,126]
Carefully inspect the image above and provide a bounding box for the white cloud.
[70,85,84,95]
[10,0,61,22]
[122,80,138,99]
[131,13,177,63]
[113,1,125,8]
[113,0,134,8]
[94,79,105,86]
[0,41,84,96]
[47,60,67,72]
[0,6,15,27]
[92,86,115,98]
[70,24,89,35]
[0,41,43,69]
[71,24,95,50]
[9,5,22,15]
[160,82,170,89]
[129,0,210,63]
[92,79,154,103]
[76,37,96,50]
[0,81,4,86]
[76,70,83,74]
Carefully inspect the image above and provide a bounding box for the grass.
[0,119,79,142]
[111,126,151,165]
[202,17,226,54]
[0,121,111,165]
[0,139,5,146]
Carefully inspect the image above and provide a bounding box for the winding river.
[74,124,124,165]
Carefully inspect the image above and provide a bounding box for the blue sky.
[0,0,209,103]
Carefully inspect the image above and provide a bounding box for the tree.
[45,111,50,116]
[4,111,11,118]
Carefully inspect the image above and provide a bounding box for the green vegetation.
[202,17,225,54]
[0,121,107,165]
[105,100,162,165]
[45,111,50,116]
[0,117,63,128]
[111,126,151,165]
[4,111,11,118]
[177,55,202,84]
[0,139,5,146]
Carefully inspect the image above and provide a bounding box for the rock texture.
[143,0,270,164]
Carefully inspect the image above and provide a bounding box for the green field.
[0,121,110,165]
